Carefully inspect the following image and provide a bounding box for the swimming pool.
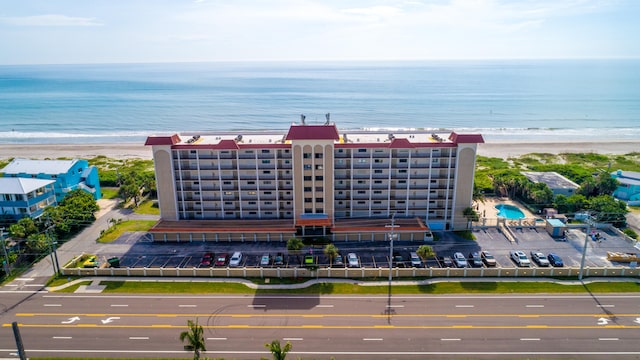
[495,204,525,219]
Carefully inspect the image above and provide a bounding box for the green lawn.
[97,220,157,243]
[134,199,160,215]
[93,279,640,295]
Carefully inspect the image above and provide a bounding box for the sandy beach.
[0,140,637,161]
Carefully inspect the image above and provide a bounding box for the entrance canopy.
[296,213,332,227]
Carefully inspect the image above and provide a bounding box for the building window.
[265,191,272,195]
[358,149,366,153]
[315,175,323,181]
[224,191,233,195]
[248,181,255,185]
[358,159,367,163]
[262,159,271,164]
[263,181,272,184]
[399,169,407,173]
[304,187,312,192]
[303,153,312,159]
[262,149,270,154]
[190,150,196,154]
[315,153,323,158]
[374,180,382,184]
[263,170,271,174]
[399,158,407,163]
[374,169,383,173]
[358,180,365,184]
[373,190,382,194]
[304,164,312,170]
[304,176,312,181]
[248,191,257,195]
[315,164,323,170]
[357,190,366,194]
[248,201,256,205]
[224,201,233,205]
[316,198,323,203]
[223,181,232,185]
[305,198,313,203]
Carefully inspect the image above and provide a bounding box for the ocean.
[0,59,639,144]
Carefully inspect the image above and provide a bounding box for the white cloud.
[0,14,102,27]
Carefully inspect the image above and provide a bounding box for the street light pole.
[387,213,396,315]
[578,218,592,281]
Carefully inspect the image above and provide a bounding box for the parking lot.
[91,222,639,272]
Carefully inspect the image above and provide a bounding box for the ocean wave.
[1,126,638,144]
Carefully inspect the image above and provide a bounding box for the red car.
[214,253,229,267]
[200,252,213,267]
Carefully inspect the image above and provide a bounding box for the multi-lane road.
[2,288,640,359]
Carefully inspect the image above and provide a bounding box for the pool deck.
[475,197,537,223]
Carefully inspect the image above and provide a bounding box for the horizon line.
[1,56,639,67]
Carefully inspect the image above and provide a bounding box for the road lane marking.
[283,338,303,341]
[53,336,72,339]
[129,337,149,340]
[249,305,266,308]
[526,305,544,308]
[44,304,62,307]
[455,305,474,308]
[441,338,461,341]
[316,305,334,308]
[178,305,197,308]
[207,337,227,340]
[520,338,540,341]
[363,338,383,341]
[15,278,34,281]
[598,305,615,308]
[25,284,46,287]
[386,305,404,308]
[599,338,619,341]
[110,304,129,307]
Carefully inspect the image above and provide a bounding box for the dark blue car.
[547,253,564,267]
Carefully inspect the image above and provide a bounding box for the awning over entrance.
[296,213,332,227]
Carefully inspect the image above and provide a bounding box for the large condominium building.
[145,122,483,242]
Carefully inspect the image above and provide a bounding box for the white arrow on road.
[61,316,80,324]
[101,317,121,324]
[597,317,611,325]
[634,318,640,324]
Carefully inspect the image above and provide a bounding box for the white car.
[453,252,468,268]
[229,251,243,267]
[347,253,360,268]
[510,250,531,267]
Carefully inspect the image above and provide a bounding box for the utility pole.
[387,213,397,315]
[45,216,60,276]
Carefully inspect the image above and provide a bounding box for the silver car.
[453,252,468,268]
[347,253,360,268]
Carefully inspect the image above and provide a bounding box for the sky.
[0,0,638,65]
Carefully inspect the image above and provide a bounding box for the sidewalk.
[48,275,640,293]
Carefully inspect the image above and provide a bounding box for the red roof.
[285,124,340,141]
[449,132,485,144]
[145,134,181,146]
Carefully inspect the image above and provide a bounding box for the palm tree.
[179,318,206,360]
[265,339,292,360]
[323,243,339,263]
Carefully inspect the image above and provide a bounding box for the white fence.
[61,265,640,279]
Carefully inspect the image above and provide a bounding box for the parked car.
[547,253,564,267]
[347,252,360,268]
[229,251,243,267]
[530,251,550,267]
[468,252,483,267]
[214,253,228,267]
[260,254,271,267]
[410,252,423,268]
[200,252,213,267]
[453,252,468,268]
[480,250,497,267]
[510,250,531,267]
[304,254,316,267]
[274,252,285,266]
[438,256,454,268]
[332,254,344,267]
[392,251,406,268]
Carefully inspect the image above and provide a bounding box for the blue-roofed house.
[0,177,57,221]
[1,159,101,202]
[611,170,640,205]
